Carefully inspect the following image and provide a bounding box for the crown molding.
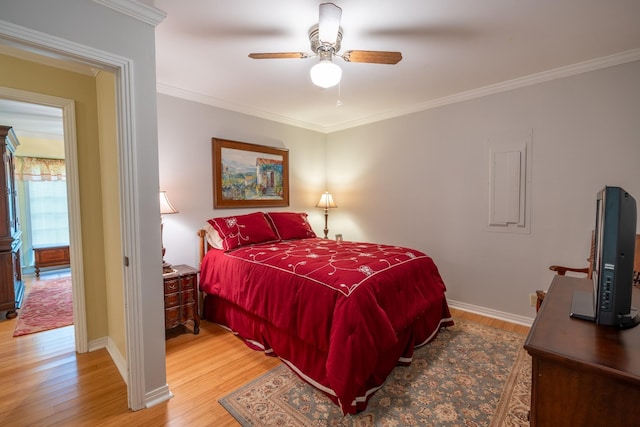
[156,83,329,134]
[159,48,640,134]
[326,48,640,133]
[93,0,166,27]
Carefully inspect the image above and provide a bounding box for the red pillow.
[265,212,316,240]
[207,212,279,251]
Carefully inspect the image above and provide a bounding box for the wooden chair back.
[549,231,595,279]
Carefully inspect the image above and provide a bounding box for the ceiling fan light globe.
[310,60,342,88]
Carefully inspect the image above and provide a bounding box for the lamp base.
[162,262,176,275]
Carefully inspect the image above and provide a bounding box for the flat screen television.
[570,186,639,329]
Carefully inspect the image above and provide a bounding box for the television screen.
[570,186,639,329]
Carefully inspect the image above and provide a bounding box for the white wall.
[157,94,327,269]
[325,60,640,321]
[158,61,640,324]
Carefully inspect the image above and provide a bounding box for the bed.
[198,211,453,414]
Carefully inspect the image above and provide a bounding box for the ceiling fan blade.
[248,52,309,59]
[318,3,342,45]
[342,50,402,64]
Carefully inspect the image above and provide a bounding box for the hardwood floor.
[0,277,529,426]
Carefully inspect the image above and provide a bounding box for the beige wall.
[96,71,125,357]
[0,53,111,342]
[15,136,65,158]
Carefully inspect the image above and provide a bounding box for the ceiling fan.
[248,2,402,88]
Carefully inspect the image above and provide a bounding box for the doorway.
[0,88,87,352]
[0,99,74,335]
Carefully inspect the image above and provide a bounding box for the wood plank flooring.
[0,273,529,426]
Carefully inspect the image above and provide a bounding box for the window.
[27,180,70,246]
[15,156,69,269]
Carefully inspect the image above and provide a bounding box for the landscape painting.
[212,138,289,208]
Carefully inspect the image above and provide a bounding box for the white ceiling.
[0,98,63,141]
[153,0,640,133]
[1,1,639,138]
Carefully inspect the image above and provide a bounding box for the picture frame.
[212,138,289,208]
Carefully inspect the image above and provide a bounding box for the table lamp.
[316,191,337,239]
[160,191,178,274]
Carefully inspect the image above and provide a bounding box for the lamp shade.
[159,191,178,215]
[310,60,342,88]
[316,191,337,209]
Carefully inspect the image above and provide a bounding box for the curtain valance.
[16,157,66,182]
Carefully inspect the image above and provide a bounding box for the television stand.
[525,275,640,426]
[569,289,596,321]
[569,289,640,329]
[617,308,640,329]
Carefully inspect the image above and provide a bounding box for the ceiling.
[153,0,640,133]
[0,98,63,140]
[1,1,639,138]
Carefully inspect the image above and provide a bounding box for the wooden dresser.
[524,275,640,426]
[0,126,24,319]
[33,244,71,277]
[163,264,200,335]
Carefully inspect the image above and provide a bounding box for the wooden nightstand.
[163,264,200,335]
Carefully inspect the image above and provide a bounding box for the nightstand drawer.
[181,302,195,322]
[165,307,181,329]
[164,292,180,308]
[164,278,180,294]
[165,290,195,308]
[166,302,196,328]
[181,290,195,304]
[181,274,196,290]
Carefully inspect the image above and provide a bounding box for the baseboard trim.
[88,336,108,351]
[145,385,173,408]
[447,299,535,327]
[106,337,129,385]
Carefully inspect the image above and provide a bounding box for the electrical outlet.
[529,293,538,307]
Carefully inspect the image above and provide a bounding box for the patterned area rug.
[13,276,73,337]
[219,319,531,426]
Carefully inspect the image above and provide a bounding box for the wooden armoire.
[0,125,24,319]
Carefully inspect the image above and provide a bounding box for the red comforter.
[200,238,452,414]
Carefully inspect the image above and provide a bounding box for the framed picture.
[212,138,289,208]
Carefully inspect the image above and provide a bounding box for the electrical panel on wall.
[486,129,532,233]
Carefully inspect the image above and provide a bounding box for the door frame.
[0,20,148,410]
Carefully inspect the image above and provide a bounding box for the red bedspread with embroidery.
[200,238,452,414]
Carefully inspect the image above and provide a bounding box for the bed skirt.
[202,293,453,414]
